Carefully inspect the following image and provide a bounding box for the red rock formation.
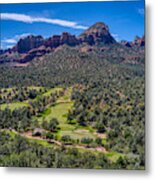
[16,35,44,53]
[45,35,61,48]
[120,41,132,47]
[19,45,51,63]
[132,35,145,47]
[0,22,145,64]
[60,32,79,46]
[79,22,116,45]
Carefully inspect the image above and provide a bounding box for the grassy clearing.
[37,87,97,141]
[0,87,13,93]
[106,151,124,162]
[0,86,63,110]
[1,86,107,149]
[59,129,96,140]
[38,100,97,140]
[42,87,63,97]
[57,87,72,102]
[27,86,44,91]
[0,102,28,111]
[27,137,57,148]
[38,101,74,130]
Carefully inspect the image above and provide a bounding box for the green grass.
[42,87,63,96]
[37,87,97,141]
[38,101,97,140]
[38,102,74,129]
[27,86,44,91]
[28,137,56,148]
[0,101,28,111]
[38,87,73,128]
[40,108,51,116]
[59,129,96,140]
[0,129,17,139]
[102,139,107,145]
[1,87,13,93]
[106,151,124,162]
[1,130,111,160]
[0,86,63,110]
[1,86,107,147]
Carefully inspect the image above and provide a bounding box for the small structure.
[32,128,45,136]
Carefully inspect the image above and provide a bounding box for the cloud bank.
[1,13,88,30]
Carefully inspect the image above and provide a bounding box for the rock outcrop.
[19,45,52,63]
[121,35,145,48]
[120,41,132,47]
[0,22,145,64]
[45,32,79,48]
[15,35,45,53]
[79,22,116,45]
[132,35,145,47]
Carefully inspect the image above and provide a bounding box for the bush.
[61,135,72,144]
[42,118,59,132]
[95,138,102,146]
[81,137,93,145]
[45,132,54,139]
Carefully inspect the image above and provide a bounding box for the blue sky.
[1,0,145,49]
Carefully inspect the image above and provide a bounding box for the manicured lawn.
[37,87,97,141]
[38,101,74,130]
[38,87,74,130]
[38,101,97,141]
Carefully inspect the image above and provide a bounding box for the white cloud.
[1,33,31,49]
[2,33,31,44]
[2,39,17,44]
[138,8,144,15]
[1,13,88,30]
[112,33,120,42]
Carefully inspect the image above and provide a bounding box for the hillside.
[0,22,145,169]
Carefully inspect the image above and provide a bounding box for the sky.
[0,0,145,49]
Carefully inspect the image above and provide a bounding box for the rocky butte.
[0,22,145,64]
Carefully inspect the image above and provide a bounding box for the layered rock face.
[45,35,61,48]
[120,41,132,48]
[15,35,45,53]
[121,35,145,48]
[0,22,145,64]
[45,32,79,48]
[19,45,51,63]
[79,22,116,45]
[3,22,117,57]
[60,32,79,46]
[132,35,145,47]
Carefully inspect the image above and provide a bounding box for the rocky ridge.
[0,22,145,64]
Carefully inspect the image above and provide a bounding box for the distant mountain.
[121,35,145,48]
[0,22,145,64]
[79,22,116,45]
[131,35,145,47]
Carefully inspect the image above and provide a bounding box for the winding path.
[2,129,107,153]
